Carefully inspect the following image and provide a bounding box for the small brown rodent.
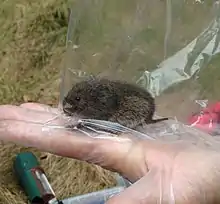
[62,77,168,130]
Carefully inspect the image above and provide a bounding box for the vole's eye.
[75,96,80,101]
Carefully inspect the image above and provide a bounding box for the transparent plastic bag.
[2,0,220,203]
[1,104,220,203]
[53,1,220,202]
[58,0,220,138]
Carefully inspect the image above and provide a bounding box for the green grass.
[0,0,68,105]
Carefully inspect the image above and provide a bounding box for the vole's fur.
[63,77,168,130]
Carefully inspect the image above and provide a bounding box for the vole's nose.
[63,102,72,109]
[63,100,73,115]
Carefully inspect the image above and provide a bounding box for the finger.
[20,103,59,114]
[0,105,60,125]
[0,105,140,178]
[0,119,138,177]
[106,167,173,204]
[0,105,156,181]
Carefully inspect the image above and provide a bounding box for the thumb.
[106,167,174,204]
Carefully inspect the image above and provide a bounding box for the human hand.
[1,103,220,204]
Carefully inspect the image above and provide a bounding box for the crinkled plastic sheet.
[54,0,220,202]
[58,0,220,138]
[3,0,220,203]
